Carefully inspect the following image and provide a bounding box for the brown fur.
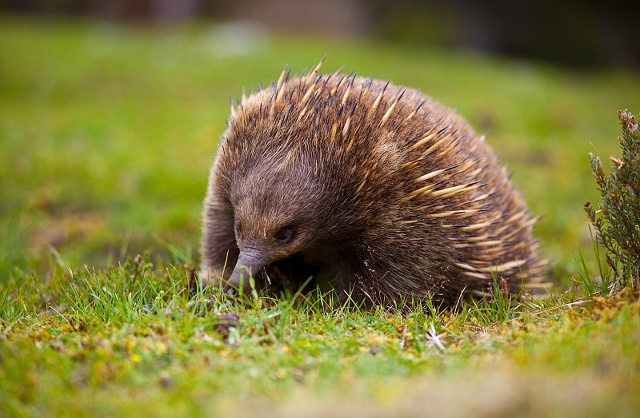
[200,61,546,307]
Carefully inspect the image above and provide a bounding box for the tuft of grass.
[572,239,614,296]
[2,255,640,417]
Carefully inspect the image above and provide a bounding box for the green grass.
[1,16,640,417]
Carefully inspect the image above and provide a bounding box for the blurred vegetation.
[3,0,639,69]
[376,0,640,69]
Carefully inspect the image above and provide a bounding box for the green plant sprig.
[585,109,640,290]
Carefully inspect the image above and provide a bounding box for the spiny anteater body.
[200,61,545,306]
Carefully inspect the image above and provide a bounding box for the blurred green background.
[1,1,639,282]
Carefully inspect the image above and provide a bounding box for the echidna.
[200,60,545,307]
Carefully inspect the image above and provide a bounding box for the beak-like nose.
[224,246,271,297]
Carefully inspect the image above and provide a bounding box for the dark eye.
[274,227,294,244]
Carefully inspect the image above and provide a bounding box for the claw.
[224,286,239,298]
